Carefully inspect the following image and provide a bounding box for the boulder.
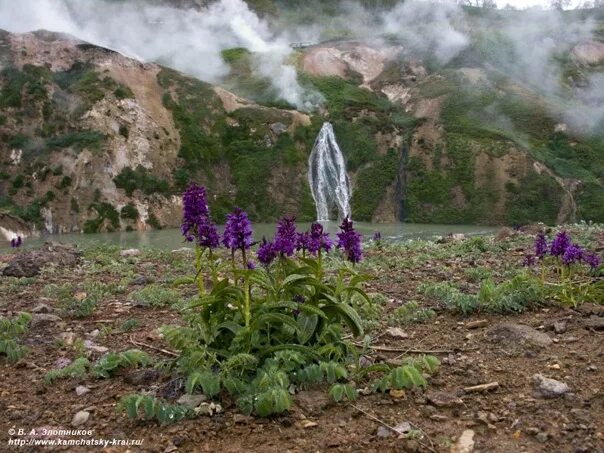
[486,323,552,348]
[2,243,80,278]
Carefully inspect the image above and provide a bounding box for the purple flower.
[257,238,277,266]
[296,231,310,253]
[523,254,536,267]
[373,232,381,242]
[550,231,571,257]
[247,261,256,270]
[197,217,220,249]
[583,252,601,270]
[308,222,333,255]
[223,207,253,252]
[337,217,363,263]
[274,216,298,257]
[562,244,583,265]
[534,233,548,259]
[181,184,209,242]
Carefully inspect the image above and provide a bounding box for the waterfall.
[308,122,351,221]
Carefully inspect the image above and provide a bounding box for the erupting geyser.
[308,122,351,221]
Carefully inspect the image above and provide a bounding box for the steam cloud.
[0,0,601,131]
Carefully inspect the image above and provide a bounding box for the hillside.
[1,2,604,235]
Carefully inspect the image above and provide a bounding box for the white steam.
[0,0,309,108]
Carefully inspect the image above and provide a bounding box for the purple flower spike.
[197,217,220,249]
[583,252,601,270]
[296,232,310,253]
[274,216,298,257]
[257,238,277,266]
[523,255,536,267]
[247,261,256,270]
[223,207,253,252]
[181,184,209,242]
[534,233,548,259]
[337,217,363,263]
[308,222,333,255]
[562,244,583,265]
[550,231,571,257]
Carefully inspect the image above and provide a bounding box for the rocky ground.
[0,226,603,452]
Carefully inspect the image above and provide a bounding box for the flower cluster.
[223,207,253,252]
[273,217,298,257]
[181,184,219,248]
[337,217,362,264]
[257,238,277,266]
[527,231,601,270]
[307,222,333,255]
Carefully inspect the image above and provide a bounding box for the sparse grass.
[129,285,182,308]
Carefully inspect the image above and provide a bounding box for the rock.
[301,420,318,429]
[120,248,140,257]
[75,386,90,396]
[31,303,54,313]
[2,243,80,277]
[124,368,160,386]
[426,390,464,408]
[54,357,72,369]
[486,323,552,348]
[553,321,567,334]
[31,313,62,327]
[451,429,475,453]
[295,390,331,415]
[495,227,516,241]
[536,432,548,443]
[233,414,253,424]
[83,340,108,353]
[270,122,288,135]
[583,316,604,331]
[386,327,409,339]
[194,402,222,416]
[533,374,570,398]
[59,332,77,346]
[130,275,150,286]
[176,394,207,409]
[377,426,392,438]
[393,421,412,435]
[576,303,604,317]
[71,411,89,427]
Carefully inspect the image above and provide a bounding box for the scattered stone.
[295,390,331,415]
[124,368,160,386]
[583,316,604,331]
[536,432,548,443]
[54,357,72,369]
[486,323,553,348]
[386,327,409,339]
[71,411,89,427]
[83,340,108,353]
[451,429,475,453]
[194,402,222,416]
[177,394,207,409]
[120,248,140,257]
[3,243,80,277]
[553,321,567,334]
[426,390,464,408]
[393,421,412,435]
[301,420,318,429]
[533,374,570,398]
[576,303,604,317]
[75,386,90,396]
[465,320,488,330]
[59,332,77,346]
[233,414,253,424]
[377,426,392,438]
[87,329,100,338]
[130,275,150,286]
[270,122,288,135]
[390,389,406,399]
[495,227,516,241]
[31,303,53,314]
[31,313,62,327]
[430,414,449,422]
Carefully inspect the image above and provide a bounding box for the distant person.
[10,238,16,248]
[16,236,22,247]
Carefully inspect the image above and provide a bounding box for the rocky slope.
[1,5,604,236]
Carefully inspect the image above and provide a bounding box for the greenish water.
[1,222,499,251]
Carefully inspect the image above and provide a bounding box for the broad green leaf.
[296,313,318,344]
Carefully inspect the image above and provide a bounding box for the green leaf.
[296,313,318,344]
[322,303,364,337]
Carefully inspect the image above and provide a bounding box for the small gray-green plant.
[92,349,152,378]
[389,301,436,325]
[117,394,191,425]
[0,312,31,363]
[120,318,139,332]
[45,357,90,384]
[129,285,182,307]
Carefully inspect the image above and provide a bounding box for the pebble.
[120,249,141,257]
[75,386,90,396]
[31,303,54,313]
[451,429,475,453]
[71,411,89,427]
[31,313,62,327]
[176,394,207,409]
[426,390,464,408]
[533,374,570,398]
[386,327,409,339]
[83,340,108,353]
[553,321,567,334]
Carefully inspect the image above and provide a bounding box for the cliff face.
[1,17,603,235]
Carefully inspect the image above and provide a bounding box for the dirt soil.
[0,231,603,453]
